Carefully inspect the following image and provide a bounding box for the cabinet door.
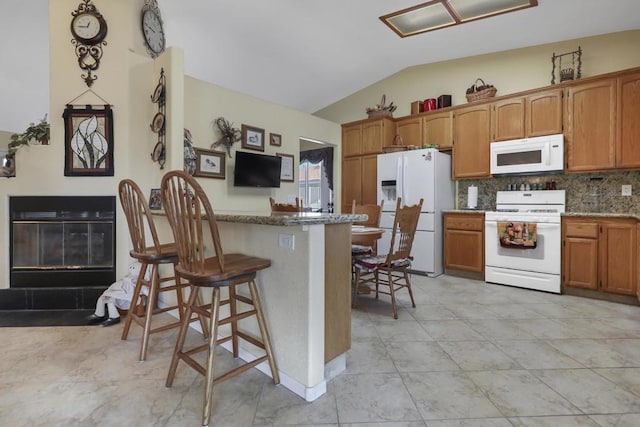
[526,89,563,137]
[453,104,491,179]
[492,97,525,141]
[423,111,453,150]
[396,116,422,147]
[341,157,362,212]
[563,236,599,290]
[362,120,386,154]
[565,79,616,172]
[617,72,640,168]
[600,221,637,296]
[361,155,378,205]
[342,124,362,157]
[444,213,484,273]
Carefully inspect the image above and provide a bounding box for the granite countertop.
[443,209,486,214]
[443,209,640,220]
[153,210,367,226]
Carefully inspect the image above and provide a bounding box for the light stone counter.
[214,210,366,225]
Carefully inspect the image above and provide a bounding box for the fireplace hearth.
[1,196,116,310]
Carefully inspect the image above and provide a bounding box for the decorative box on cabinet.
[562,216,637,299]
[444,212,485,278]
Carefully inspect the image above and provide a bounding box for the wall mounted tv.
[233,151,282,188]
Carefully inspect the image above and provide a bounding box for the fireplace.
[1,196,116,310]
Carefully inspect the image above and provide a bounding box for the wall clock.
[141,0,166,58]
[70,0,108,87]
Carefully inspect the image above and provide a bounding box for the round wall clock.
[71,10,107,45]
[141,4,166,58]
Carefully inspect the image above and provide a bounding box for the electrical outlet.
[278,234,295,250]
[622,185,632,196]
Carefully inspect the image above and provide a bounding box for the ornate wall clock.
[141,0,166,58]
[70,0,108,87]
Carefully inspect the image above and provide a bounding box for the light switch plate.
[278,233,295,250]
[622,185,632,196]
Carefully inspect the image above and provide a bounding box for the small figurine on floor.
[87,261,151,327]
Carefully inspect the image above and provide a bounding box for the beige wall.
[315,30,640,124]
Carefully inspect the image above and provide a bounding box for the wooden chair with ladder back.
[161,170,279,427]
[352,197,423,319]
[118,179,207,361]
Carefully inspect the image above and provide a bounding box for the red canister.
[423,98,437,111]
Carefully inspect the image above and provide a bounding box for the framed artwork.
[148,188,162,210]
[269,132,282,146]
[63,105,114,176]
[193,147,226,179]
[241,124,265,152]
[277,152,294,182]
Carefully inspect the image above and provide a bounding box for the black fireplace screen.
[10,196,116,288]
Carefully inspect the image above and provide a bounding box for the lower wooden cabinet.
[562,217,637,296]
[444,213,484,275]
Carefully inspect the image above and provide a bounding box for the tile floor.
[2,274,640,426]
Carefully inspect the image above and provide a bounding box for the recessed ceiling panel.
[385,2,455,36]
[449,0,536,21]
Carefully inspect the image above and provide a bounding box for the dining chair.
[161,170,279,427]
[352,197,423,319]
[351,199,384,227]
[269,196,303,212]
[118,179,207,361]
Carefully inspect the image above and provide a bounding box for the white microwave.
[490,134,564,176]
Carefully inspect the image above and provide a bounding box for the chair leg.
[374,270,380,300]
[202,287,221,427]
[139,264,160,361]
[166,284,199,388]
[173,265,185,321]
[352,269,360,308]
[404,268,416,308]
[387,270,398,319]
[121,262,148,341]
[247,280,280,385]
[229,285,239,357]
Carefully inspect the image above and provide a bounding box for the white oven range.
[485,190,566,293]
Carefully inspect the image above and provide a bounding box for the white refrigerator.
[377,148,454,277]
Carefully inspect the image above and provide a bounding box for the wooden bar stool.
[161,170,279,427]
[118,179,206,361]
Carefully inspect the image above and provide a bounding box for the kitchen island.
[154,210,365,402]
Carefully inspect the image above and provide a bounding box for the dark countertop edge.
[443,210,640,220]
[152,211,367,226]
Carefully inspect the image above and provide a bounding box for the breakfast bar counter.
[154,210,365,401]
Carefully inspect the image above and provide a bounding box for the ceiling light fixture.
[380,0,538,38]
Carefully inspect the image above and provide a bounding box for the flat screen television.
[233,151,282,188]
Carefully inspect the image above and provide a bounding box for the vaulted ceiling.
[1,0,639,132]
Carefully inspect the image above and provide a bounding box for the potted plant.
[7,114,50,156]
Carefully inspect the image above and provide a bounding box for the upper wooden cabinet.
[453,104,491,179]
[424,111,453,150]
[395,116,422,147]
[341,117,395,212]
[491,89,563,141]
[616,72,640,169]
[565,78,617,171]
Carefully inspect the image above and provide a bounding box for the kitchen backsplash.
[457,171,640,213]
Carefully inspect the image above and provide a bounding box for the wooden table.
[351,225,384,254]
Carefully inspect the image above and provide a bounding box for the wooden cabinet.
[453,104,491,179]
[444,213,484,275]
[341,117,395,212]
[395,116,422,146]
[563,217,637,296]
[491,90,563,141]
[616,72,640,169]
[565,78,617,172]
[424,111,453,150]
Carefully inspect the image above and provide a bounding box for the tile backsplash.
[457,171,640,214]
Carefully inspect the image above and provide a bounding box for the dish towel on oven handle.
[497,222,537,249]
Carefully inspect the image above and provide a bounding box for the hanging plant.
[211,117,240,158]
[7,114,50,156]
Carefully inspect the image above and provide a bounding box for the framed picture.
[269,133,282,146]
[148,188,162,210]
[241,124,265,152]
[63,105,114,176]
[193,147,226,179]
[277,152,294,182]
